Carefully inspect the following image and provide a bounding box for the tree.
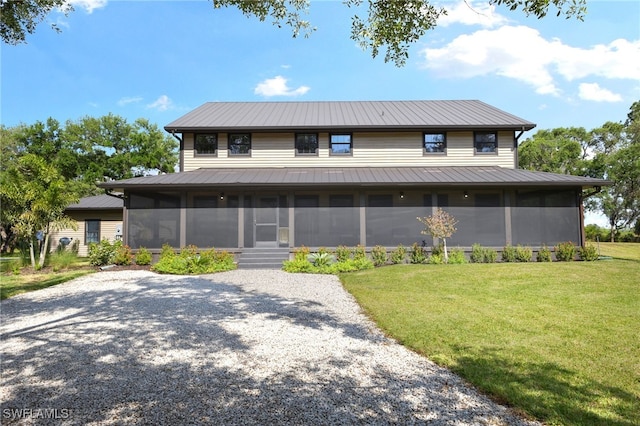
[417,208,458,263]
[0,154,78,268]
[9,114,178,192]
[518,127,586,175]
[3,0,587,66]
[1,115,178,253]
[0,0,70,45]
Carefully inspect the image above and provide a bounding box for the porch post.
[238,194,244,249]
[504,190,512,246]
[180,192,187,247]
[359,192,366,247]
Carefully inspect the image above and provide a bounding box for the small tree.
[417,208,458,263]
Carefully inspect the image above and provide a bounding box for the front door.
[255,196,278,247]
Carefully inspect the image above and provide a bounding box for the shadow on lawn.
[0,272,527,425]
[452,347,638,426]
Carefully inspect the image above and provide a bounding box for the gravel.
[1,270,539,425]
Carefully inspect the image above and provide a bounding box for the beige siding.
[182,131,516,171]
[50,211,122,257]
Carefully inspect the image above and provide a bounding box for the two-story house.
[100,100,608,263]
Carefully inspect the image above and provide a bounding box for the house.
[99,100,608,263]
[50,194,123,257]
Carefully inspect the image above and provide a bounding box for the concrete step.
[237,248,290,269]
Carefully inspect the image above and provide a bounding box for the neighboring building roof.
[100,167,608,191]
[65,194,123,210]
[164,100,536,132]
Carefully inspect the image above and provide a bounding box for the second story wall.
[181,130,517,171]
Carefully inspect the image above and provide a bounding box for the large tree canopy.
[0,114,178,254]
[4,114,179,195]
[519,101,640,242]
[3,0,587,66]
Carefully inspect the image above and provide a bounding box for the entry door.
[255,196,278,247]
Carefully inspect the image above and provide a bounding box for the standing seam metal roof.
[164,100,536,131]
[99,167,609,190]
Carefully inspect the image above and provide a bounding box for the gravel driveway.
[1,270,538,425]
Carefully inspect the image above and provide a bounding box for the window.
[423,132,446,154]
[85,220,100,244]
[194,134,217,155]
[228,133,251,155]
[475,131,498,153]
[330,134,352,155]
[295,133,318,155]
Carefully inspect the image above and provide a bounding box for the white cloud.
[66,0,108,14]
[146,95,173,111]
[254,76,310,97]
[117,96,143,107]
[421,25,640,98]
[578,83,623,102]
[437,1,508,28]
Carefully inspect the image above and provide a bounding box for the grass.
[0,252,94,300]
[340,243,639,426]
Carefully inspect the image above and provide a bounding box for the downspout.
[514,127,525,169]
[579,186,602,247]
[170,130,184,173]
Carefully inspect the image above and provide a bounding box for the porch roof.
[100,166,609,191]
[65,194,123,210]
[164,100,536,132]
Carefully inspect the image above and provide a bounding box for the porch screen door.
[255,196,278,247]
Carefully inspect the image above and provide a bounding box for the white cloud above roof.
[67,0,108,14]
[578,83,622,102]
[117,96,143,107]
[254,76,310,97]
[147,95,173,111]
[421,24,639,100]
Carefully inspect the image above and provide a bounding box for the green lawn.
[0,269,94,300]
[340,244,639,426]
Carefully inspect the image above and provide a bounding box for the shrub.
[308,252,335,267]
[151,245,236,274]
[470,244,485,263]
[579,244,599,261]
[88,239,118,266]
[282,257,315,273]
[371,245,388,266]
[537,245,552,262]
[390,244,407,264]
[555,242,576,262]
[515,245,533,263]
[353,244,367,261]
[135,247,152,265]
[293,246,311,262]
[335,245,351,262]
[409,242,427,264]
[427,253,444,264]
[447,248,467,264]
[283,246,374,274]
[471,244,498,263]
[502,245,517,263]
[113,244,134,266]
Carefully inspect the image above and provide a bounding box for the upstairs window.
[475,131,498,153]
[330,134,352,155]
[423,132,446,154]
[228,133,251,156]
[295,133,318,155]
[194,134,217,155]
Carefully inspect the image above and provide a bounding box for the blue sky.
[2,0,639,135]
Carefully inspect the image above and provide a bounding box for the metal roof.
[164,100,536,132]
[100,167,608,191]
[66,194,123,210]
